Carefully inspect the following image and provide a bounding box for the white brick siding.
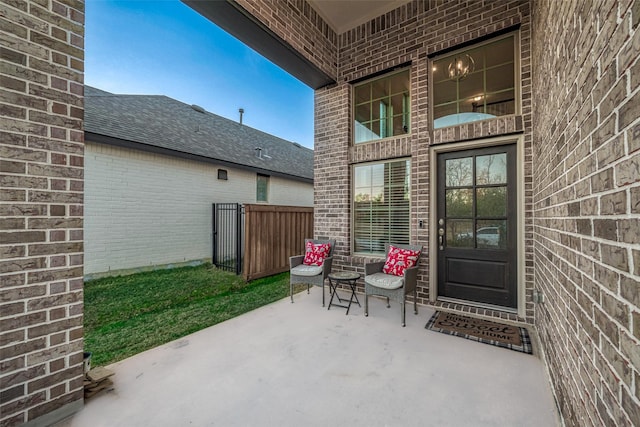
[84,141,312,275]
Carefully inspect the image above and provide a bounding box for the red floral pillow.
[303,241,331,266]
[382,245,420,277]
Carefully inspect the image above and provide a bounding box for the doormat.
[425,311,532,354]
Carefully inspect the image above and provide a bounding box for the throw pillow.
[382,245,420,277]
[303,241,331,266]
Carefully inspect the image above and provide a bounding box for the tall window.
[257,174,269,202]
[353,160,410,254]
[432,33,517,128]
[354,69,410,144]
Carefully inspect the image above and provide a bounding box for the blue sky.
[85,1,315,148]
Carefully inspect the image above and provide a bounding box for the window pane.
[485,37,514,68]
[434,103,458,122]
[257,175,268,202]
[433,80,457,105]
[353,160,410,254]
[390,72,409,94]
[477,220,507,249]
[432,34,516,129]
[371,79,388,100]
[458,71,483,100]
[486,63,514,93]
[476,187,507,217]
[354,70,410,143]
[355,103,370,123]
[355,84,370,104]
[445,157,473,186]
[355,121,376,143]
[446,189,473,217]
[447,220,473,247]
[476,153,507,184]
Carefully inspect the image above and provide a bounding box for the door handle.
[438,227,444,250]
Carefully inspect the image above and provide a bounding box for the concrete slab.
[56,289,560,426]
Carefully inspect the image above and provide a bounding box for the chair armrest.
[403,265,419,291]
[290,255,304,269]
[322,256,334,278]
[365,261,385,276]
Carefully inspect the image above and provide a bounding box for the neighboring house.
[83,86,313,276]
[188,1,640,426]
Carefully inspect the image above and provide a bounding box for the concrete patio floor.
[56,289,560,427]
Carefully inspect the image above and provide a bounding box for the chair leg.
[413,289,418,315]
[386,297,390,308]
[322,281,325,307]
[290,281,294,303]
[364,294,369,317]
[401,300,406,327]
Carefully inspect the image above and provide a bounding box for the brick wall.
[531,0,640,425]
[234,0,337,81]
[0,0,85,426]
[84,141,313,276]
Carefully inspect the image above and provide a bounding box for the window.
[354,69,410,143]
[353,159,410,254]
[432,33,517,129]
[218,169,228,180]
[257,174,269,202]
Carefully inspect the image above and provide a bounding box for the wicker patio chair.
[364,243,422,327]
[290,238,336,306]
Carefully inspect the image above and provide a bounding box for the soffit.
[308,0,411,34]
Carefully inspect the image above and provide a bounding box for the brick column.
[1,0,85,426]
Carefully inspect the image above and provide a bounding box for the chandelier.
[447,54,475,81]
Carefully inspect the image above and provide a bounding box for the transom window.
[353,69,410,144]
[432,33,517,129]
[353,159,410,254]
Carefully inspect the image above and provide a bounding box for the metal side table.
[327,271,361,315]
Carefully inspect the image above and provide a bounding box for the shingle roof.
[83,86,313,182]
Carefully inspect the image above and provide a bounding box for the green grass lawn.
[84,264,297,367]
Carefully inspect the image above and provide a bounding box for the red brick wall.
[0,0,85,425]
[531,0,640,425]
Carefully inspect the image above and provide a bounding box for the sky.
[85,0,315,149]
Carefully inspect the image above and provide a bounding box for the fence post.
[212,203,217,267]
[236,203,243,276]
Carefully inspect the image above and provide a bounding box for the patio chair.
[290,238,336,306]
[364,243,422,327]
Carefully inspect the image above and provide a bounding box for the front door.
[437,144,517,308]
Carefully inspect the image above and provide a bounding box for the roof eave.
[85,131,314,184]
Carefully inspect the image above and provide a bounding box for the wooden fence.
[242,204,314,281]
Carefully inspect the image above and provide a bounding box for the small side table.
[327,271,361,315]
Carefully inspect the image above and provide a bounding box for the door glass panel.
[476,220,506,249]
[476,187,507,217]
[447,220,473,247]
[446,189,473,217]
[476,153,507,184]
[446,157,473,186]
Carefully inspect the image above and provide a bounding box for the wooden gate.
[242,204,313,281]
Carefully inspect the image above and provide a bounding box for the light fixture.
[447,54,475,81]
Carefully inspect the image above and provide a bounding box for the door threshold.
[437,297,518,314]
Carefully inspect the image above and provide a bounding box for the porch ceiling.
[308,0,410,34]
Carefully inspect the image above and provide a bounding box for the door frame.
[429,134,525,317]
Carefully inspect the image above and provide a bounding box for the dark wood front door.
[437,144,517,308]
